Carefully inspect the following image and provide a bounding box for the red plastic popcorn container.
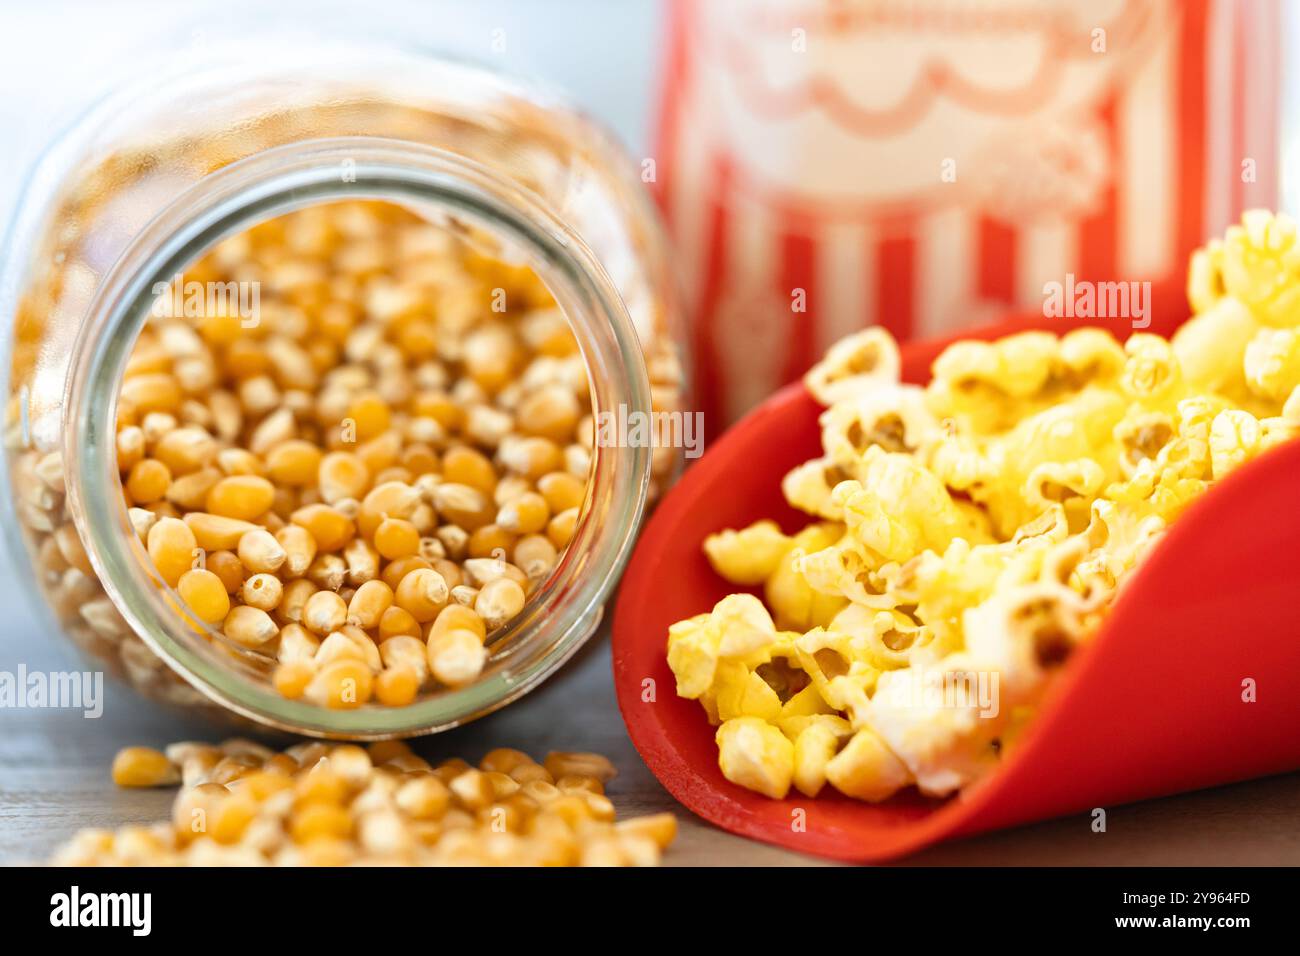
[654,0,1283,426]
[611,305,1300,862]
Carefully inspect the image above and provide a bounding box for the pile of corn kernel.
[117,200,608,707]
[48,738,675,866]
[668,210,1300,803]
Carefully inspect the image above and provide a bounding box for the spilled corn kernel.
[50,740,675,867]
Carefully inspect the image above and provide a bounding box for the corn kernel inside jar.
[117,200,598,709]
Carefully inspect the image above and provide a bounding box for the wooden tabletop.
[3,625,1299,866]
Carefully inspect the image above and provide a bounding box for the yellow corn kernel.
[378,604,422,640]
[342,537,379,585]
[499,436,564,479]
[275,524,317,577]
[290,802,354,843]
[375,664,420,707]
[448,768,495,810]
[315,630,371,667]
[163,467,221,511]
[426,629,487,687]
[377,554,431,590]
[125,458,171,504]
[235,527,286,575]
[412,390,465,430]
[177,568,231,624]
[206,474,276,521]
[430,482,493,531]
[429,558,462,591]
[112,746,180,788]
[517,383,581,442]
[474,577,526,631]
[536,471,585,513]
[302,590,348,635]
[496,491,549,534]
[54,523,94,576]
[394,567,450,622]
[182,512,256,551]
[153,426,218,475]
[357,480,421,536]
[373,517,420,560]
[347,391,391,442]
[277,622,321,665]
[291,504,356,551]
[215,447,262,483]
[206,550,245,593]
[266,439,323,486]
[302,555,342,593]
[378,631,429,676]
[546,506,579,548]
[355,433,401,481]
[223,605,279,647]
[278,579,316,625]
[147,516,199,587]
[479,748,532,775]
[116,425,145,473]
[318,451,370,504]
[543,752,617,784]
[616,813,678,849]
[305,658,374,709]
[466,523,516,560]
[347,579,394,629]
[120,373,182,414]
[273,659,316,699]
[241,573,284,611]
[429,603,487,641]
[512,534,558,579]
[462,328,517,391]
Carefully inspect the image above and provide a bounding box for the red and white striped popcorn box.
[654,0,1281,426]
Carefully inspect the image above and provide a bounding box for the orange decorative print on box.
[655,0,1281,425]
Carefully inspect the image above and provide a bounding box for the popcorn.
[763,524,847,630]
[790,718,848,798]
[803,328,901,405]
[1244,327,1300,402]
[704,520,794,586]
[823,727,912,802]
[1209,409,1265,478]
[818,385,940,462]
[1171,298,1256,396]
[716,718,795,799]
[1218,209,1300,327]
[667,210,1300,806]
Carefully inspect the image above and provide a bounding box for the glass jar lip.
[63,137,653,737]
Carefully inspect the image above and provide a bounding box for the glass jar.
[0,40,686,737]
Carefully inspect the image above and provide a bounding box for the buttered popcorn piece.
[703,520,794,586]
[666,209,1300,807]
[803,328,901,406]
[716,717,795,799]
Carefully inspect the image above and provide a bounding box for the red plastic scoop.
[612,310,1300,862]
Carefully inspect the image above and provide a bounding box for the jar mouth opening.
[63,138,653,737]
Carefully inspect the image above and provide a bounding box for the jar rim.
[63,137,653,737]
